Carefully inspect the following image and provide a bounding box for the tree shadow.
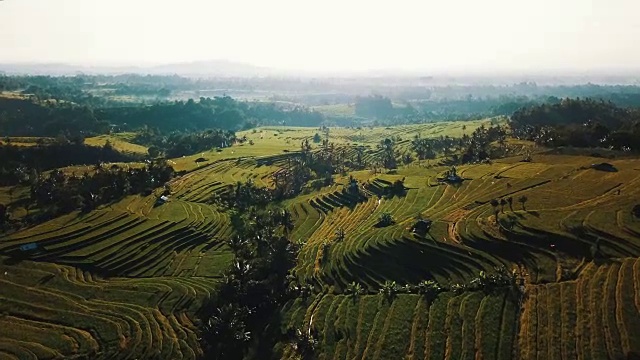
[2,256,23,266]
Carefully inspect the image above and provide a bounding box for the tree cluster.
[135,127,236,158]
[511,98,640,152]
[27,160,173,223]
[0,141,137,186]
[203,208,298,359]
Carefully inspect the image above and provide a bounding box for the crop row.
[518,258,640,360]
[0,256,216,359]
[1,204,232,278]
[278,290,517,360]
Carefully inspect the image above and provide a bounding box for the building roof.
[19,243,38,251]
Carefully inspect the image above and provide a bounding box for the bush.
[377,212,394,227]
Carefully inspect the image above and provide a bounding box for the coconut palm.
[346,281,365,297]
[227,236,249,255]
[379,280,399,301]
[280,209,294,235]
[417,280,442,299]
[291,327,318,359]
[518,195,528,210]
[490,199,500,219]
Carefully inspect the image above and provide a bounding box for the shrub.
[377,212,395,227]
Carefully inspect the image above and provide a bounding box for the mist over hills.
[0,60,276,78]
[1,60,640,86]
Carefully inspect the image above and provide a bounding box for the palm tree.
[291,327,317,358]
[334,227,346,242]
[346,282,365,297]
[204,304,251,357]
[280,209,294,235]
[518,195,528,210]
[417,280,442,300]
[379,280,398,301]
[355,146,366,169]
[490,199,500,219]
[227,237,248,255]
[378,138,397,169]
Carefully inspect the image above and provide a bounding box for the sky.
[1,0,639,74]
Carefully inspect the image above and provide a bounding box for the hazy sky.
[1,0,639,73]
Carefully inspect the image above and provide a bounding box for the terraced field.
[278,291,518,360]
[85,133,149,155]
[2,123,640,359]
[279,151,640,358]
[0,256,215,359]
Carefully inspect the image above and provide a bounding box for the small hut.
[440,166,463,184]
[19,243,38,253]
[155,195,170,206]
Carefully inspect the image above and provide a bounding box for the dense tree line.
[202,208,298,359]
[214,180,274,211]
[0,97,110,136]
[0,93,324,138]
[27,160,173,223]
[0,141,137,186]
[353,95,536,124]
[355,95,395,119]
[511,98,640,151]
[134,127,236,158]
[6,74,640,133]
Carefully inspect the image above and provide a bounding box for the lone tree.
[499,198,507,213]
[379,280,399,302]
[378,138,397,169]
[518,195,528,211]
[507,196,514,211]
[490,199,500,219]
[346,282,365,297]
[378,212,395,227]
[148,145,160,158]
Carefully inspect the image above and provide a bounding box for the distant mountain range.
[0,60,280,77]
[2,61,640,85]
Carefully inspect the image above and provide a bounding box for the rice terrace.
[2,1,640,358]
[2,104,640,359]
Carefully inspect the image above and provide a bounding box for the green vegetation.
[2,74,640,359]
[511,98,640,152]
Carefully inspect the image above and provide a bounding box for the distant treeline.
[510,98,640,152]
[0,142,137,186]
[5,74,640,133]
[353,92,640,124]
[134,127,237,158]
[0,95,324,137]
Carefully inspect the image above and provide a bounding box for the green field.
[1,121,640,359]
[84,133,149,155]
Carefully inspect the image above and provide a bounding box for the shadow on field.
[2,256,23,266]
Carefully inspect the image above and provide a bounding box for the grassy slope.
[2,121,640,359]
[84,133,149,155]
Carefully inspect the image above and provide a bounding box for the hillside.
[0,122,639,359]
